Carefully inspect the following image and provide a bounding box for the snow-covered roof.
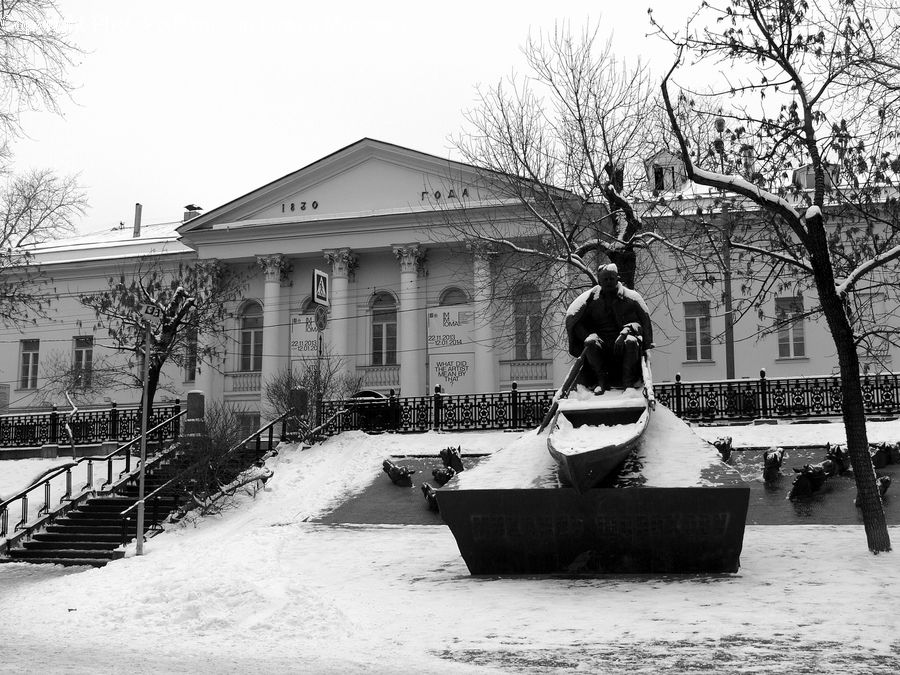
[25,220,193,266]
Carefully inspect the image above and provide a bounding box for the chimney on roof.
[183,204,202,222]
[133,203,142,238]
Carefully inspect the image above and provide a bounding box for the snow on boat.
[547,387,651,492]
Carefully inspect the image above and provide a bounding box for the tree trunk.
[808,220,891,553]
[608,246,637,290]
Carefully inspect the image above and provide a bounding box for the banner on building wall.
[290,314,326,362]
[427,305,476,394]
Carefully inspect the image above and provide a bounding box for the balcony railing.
[357,364,400,390]
[225,371,261,393]
[499,359,552,388]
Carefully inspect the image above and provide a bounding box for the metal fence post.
[511,382,519,430]
[389,389,400,430]
[49,406,58,445]
[173,398,181,439]
[759,368,768,418]
[110,402,118,442]
[674,373,683,417]
[433,385,442,431]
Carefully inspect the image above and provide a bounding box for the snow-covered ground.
[1,416,899,674]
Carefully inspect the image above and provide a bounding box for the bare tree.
[167,400,273,521]
[263,350,364,424]
[657,0,900,552]
[0,169,86,325]
[0,2,85,324]
[451,23,669,298]
[79,258,249,411]
[38,348,119,405]
[0,0,80,145]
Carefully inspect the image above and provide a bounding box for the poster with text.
[427,305,476,393]
[290,314,326,363]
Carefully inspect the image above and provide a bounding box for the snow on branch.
[691,167,801,220]
[728,240,812,274]
[835,242,900,297]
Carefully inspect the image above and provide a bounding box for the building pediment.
[178,138,491,234]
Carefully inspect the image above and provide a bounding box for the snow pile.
[549,414,642,456]
[452,431,557,489]
[635,404,724,487]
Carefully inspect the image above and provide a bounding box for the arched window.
[300,297,316,314]
[513,285,542,360]
[371,292,397,366]
[239,301,263,372]
[439,286,469,306]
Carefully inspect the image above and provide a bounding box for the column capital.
[323,247,358,280]
[392,243,427,277]
[256,254,292,286]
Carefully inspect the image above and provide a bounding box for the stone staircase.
[5,474,178,567]
[4,442,267,567]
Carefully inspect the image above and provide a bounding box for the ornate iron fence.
[319,383,554,436]
[4,371,899,449]
[319,371,900,436]
[655,370,900,421]
[0,401,182,449]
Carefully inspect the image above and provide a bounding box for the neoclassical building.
[0,138,882,417]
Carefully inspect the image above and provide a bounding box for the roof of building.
[27,220,193,266]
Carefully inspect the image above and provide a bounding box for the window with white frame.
[371,292,397,366]
[20,339,39,389]
[513,285,543,360]
[776,296,805,358]
[239,302,263,372]
[73,336,93,388]
[184,329,198,382]
[684,301,712,361]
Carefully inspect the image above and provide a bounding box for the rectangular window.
[514,314,543,360]
[514,292,543,360]
[184,330,198,382]
[73,336,93,388]
[20,339,39,389]
[514,315,528,360]
[776,297,805,358]
[653,165,676,191]
[684,301,712,361]
[240,322,263,371]
[372,322,397,366]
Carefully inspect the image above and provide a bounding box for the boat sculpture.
[546,357,655,492]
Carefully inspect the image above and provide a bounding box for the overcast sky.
[11,1,687,233]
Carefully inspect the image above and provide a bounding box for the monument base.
[437,484,750,574]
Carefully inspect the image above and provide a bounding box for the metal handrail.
[120,411,291,519]
[0,410,186,538]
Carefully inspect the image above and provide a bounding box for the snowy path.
[1,524,898,674]
[2,424,900,673]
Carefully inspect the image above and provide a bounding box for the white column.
[195,331,224,403]
[323,248,356,371]
[257,254,288,423]
[472,250,496,393]
[393,244,425,396]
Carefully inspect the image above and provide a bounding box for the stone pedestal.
[438,482,749,574]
